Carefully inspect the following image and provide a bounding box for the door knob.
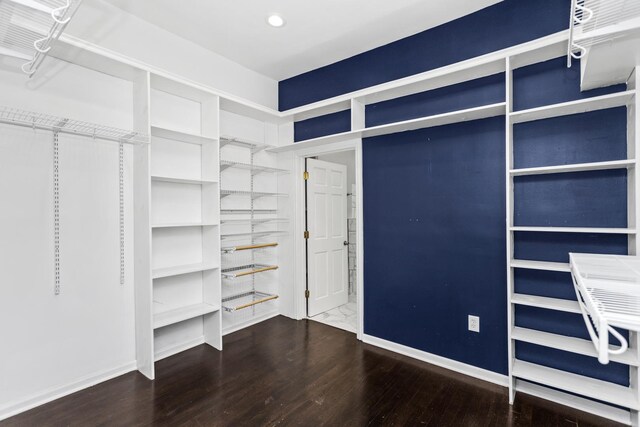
[344,241,349,246]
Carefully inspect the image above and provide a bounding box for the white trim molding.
[0,361,137,422]
[363,334,509,387]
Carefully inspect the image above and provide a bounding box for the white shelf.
[510,226,636,234]
[220,189,288,199]
[509,90,636,124]
[221,231,287,240]
[220,135,272,150]
[151,126,217,145]
[269,103,507,153]
[510,159,636,176]
[511,293,581,313]
[151,175,217,185]
[512,360,639,410]
[220,160,289,174]
[510,259,571,272]
[152,262,219,279]
[153,303,220,329]
[151,222,219,229]
[512,326,639,366]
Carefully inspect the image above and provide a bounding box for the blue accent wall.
[365,74,505,128]
[363,117,507,374]
[279,0,571,111]
[294,110,351,142]
[284,0,629,386]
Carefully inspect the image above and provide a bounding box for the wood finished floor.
[3,316,622,426]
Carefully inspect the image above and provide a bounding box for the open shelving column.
[219,110,289,334]
[133,72,223,378]
[506,58,640,424]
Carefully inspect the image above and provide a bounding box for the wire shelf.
[220,160,289,175]
[221,242,278,254]
[0,106,149,144]
[220,189,288,199]
[568,0,640,66]
[221,218,289,225]
[0,0,83,76]
[220,230,287,240]
[220,209,278,216]
[222,291,278,312]
[220,135,273,151]
[221,263,278,279]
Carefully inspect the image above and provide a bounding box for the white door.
[306,158,348,317]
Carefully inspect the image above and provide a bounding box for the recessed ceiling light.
[267,14,285,28]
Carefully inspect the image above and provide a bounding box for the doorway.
[305,151,358,334]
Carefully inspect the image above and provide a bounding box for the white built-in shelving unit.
[132,72,224,379]
[219,133,289,334]
[506,51,640,423]
[16,14,640,423]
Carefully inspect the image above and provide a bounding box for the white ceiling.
[104,0,501,81]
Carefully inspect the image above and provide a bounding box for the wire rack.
[570,253,640,364]
[0,106,149,144]
[220,160,289,175]
[568,0,640,66]
[220,135,273,151]
[221,264,278,279]
[220,189,288,199]
[222,291,278,313]
[0,0,83,76]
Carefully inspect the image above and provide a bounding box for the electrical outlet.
[468,315,480,333]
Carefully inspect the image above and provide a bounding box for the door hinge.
[305,289,310,299]
[303,171,309,180]
[304,230,309,239]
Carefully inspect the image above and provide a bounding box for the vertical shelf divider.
[132,70,154,380]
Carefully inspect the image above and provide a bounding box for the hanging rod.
[0,106,149,144]
[222,291,279,312]
[221,242,278,254]
[221,264,278,279]
[0,0,83,77]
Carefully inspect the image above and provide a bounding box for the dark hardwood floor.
[3,316,622,426]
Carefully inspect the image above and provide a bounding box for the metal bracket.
[119,142,125,285]
[53,131,60,295]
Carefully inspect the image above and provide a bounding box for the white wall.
[0,62,136,420]
[66,0,279,109]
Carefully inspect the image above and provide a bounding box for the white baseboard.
[362,334,509,387]
[0,361,136,422]
[154,336,206,362]
[223,311,279,336]
[516,380,631,425]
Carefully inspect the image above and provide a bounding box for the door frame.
[293,138,364,340]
